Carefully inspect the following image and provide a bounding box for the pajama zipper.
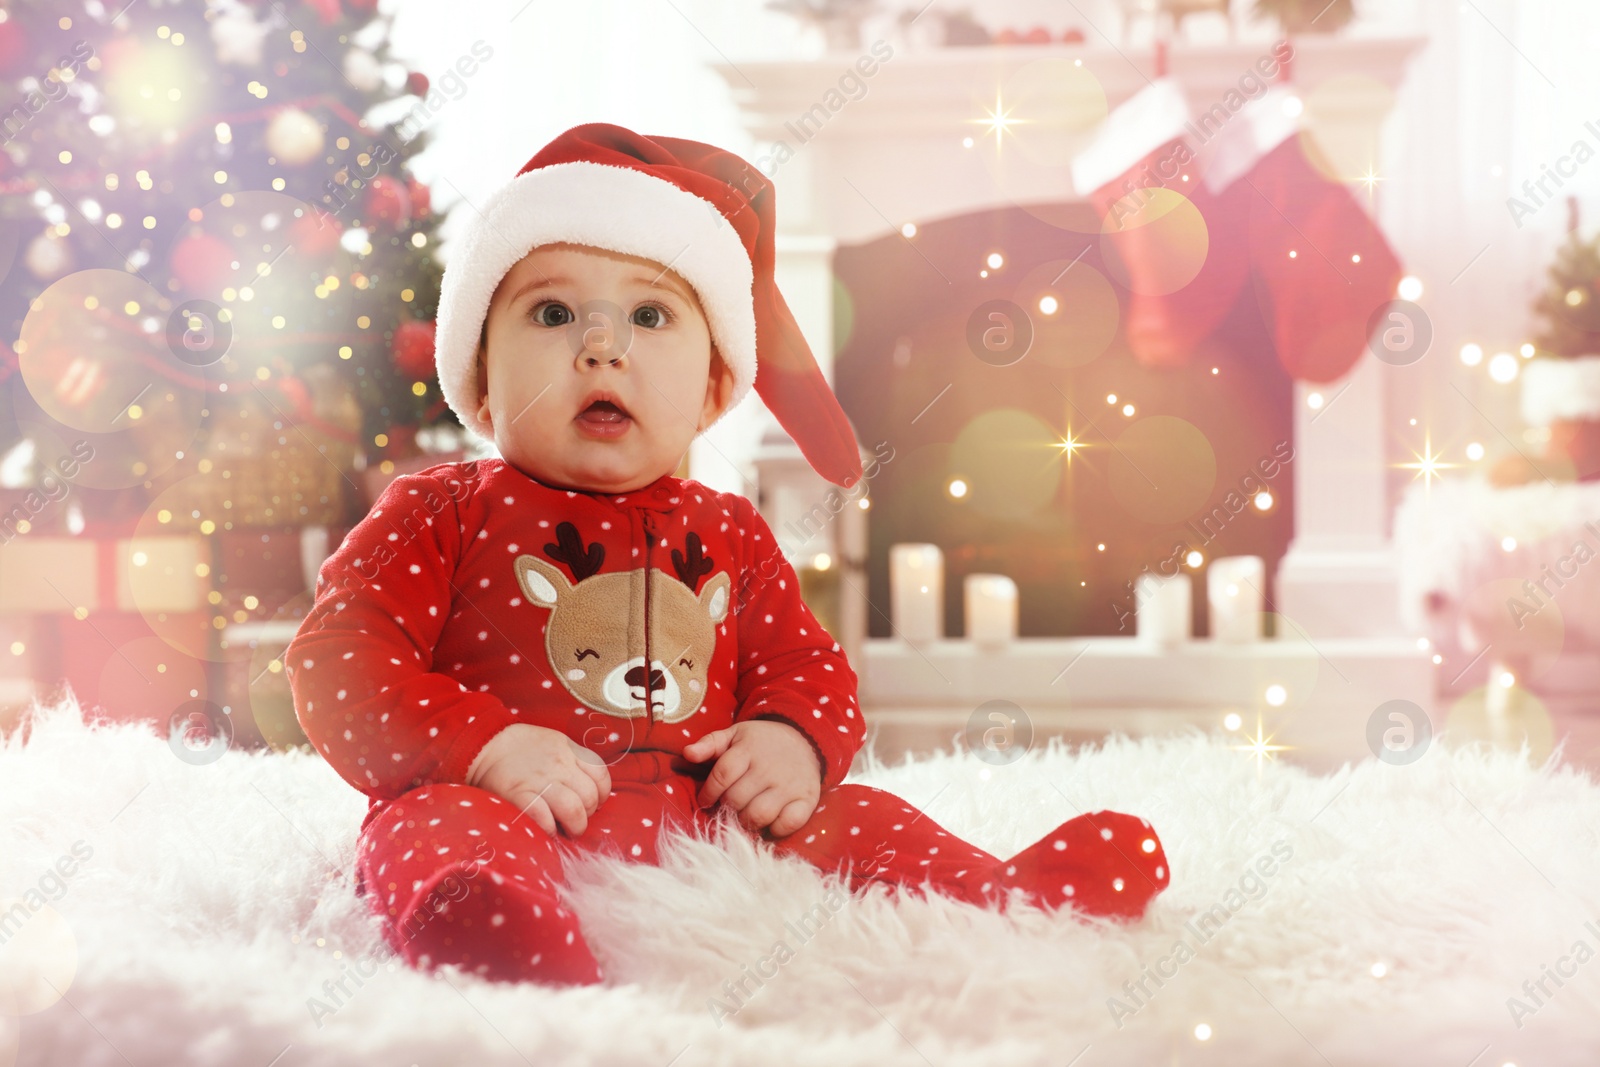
[641,509,655,730]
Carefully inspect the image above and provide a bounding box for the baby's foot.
[401,862,605,986]
[996,810,1169,920]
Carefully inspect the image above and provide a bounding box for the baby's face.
[475,242,733,494]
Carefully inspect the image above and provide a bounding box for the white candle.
[964,573,1018,646]
[1207,556,1265,643]
[1135,572,1192,648]
[890,543,943,643]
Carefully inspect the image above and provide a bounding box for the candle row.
[888,543,1268,645]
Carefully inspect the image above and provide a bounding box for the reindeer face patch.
[513,522,730,723]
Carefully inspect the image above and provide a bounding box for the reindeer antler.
[671,532,715,591]
[543,522,605,581]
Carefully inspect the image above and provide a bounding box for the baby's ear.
[474,331,492,428]
[697,345,735,432]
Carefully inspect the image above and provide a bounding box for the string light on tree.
[1488,351,1520,383]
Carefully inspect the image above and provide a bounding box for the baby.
[287,123,1170,986]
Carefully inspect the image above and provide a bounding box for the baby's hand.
[464,724,612,838]
[682,719,822,839]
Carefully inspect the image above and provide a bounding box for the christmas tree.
[1532,198,1600,358]
[0,0,457,500]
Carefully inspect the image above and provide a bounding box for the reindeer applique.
[513,522,731,723]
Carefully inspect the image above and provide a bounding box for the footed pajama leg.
[766,783,1009,907]
[356,783,604,985]
[767,784,1171,921]
[996,810,1171,920]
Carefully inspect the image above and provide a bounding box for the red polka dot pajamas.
[288,459,1171,985]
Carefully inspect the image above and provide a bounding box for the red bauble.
[0,18,26,77]
[99,37,144,80]
[1062,27,1087,43]
[363,176,411,228]
[275,375,313,419]
[405,177,431,218]
[170,233,237,294]
[406,71,429,97]
[995,28,1022,44]
[1024,26,1052,44]
[288,210,344,259]
[307,0,341,24]
[391,319,436,380]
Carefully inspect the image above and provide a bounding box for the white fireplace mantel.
[714,36,1424,244]
[711,37,1433,765]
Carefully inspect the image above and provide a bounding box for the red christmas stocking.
[1075,78,1251,369]
[1240,132,1404,382]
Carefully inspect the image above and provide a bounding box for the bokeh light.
[1011,257,1119,369]
[1099,188,1210,296]
[1459,577,1564,681]
[1106,415,1216,524]
[0,901,77,1016]
[1445,685,1555,765]
[948,409,1065,520]
[18,269,205,438]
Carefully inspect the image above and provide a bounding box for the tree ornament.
[266,107,325,165]
[391,319,436,380]
[0,13,28,77]
[406,71,429,97]
[405,177,431,218]
[306,0,342,26]
[24,232,73,280]
[211,4,271,66]
[363,175,411,228]
[288,210,344,259]
[342,47,383,92]
[170,233,236,293]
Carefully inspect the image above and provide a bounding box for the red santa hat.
[433,121,864,488]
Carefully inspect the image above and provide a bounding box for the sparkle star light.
[1232,719,1291,769]
[1395,433,1456,490]
[968,90,1032,156]
[1054,426,1086,463]
[1359,163,1384,203]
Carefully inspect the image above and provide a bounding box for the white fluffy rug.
[4,698,1600,1066]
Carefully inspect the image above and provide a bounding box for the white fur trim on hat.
[1520,355,1600,426]
[433,160,757,440]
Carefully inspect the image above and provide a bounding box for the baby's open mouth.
[575,395,633,436]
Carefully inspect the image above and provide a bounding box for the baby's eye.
[530,301,575,327]
[575,647,599,661]
[678,655,694,669]
[632,303,675,329]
